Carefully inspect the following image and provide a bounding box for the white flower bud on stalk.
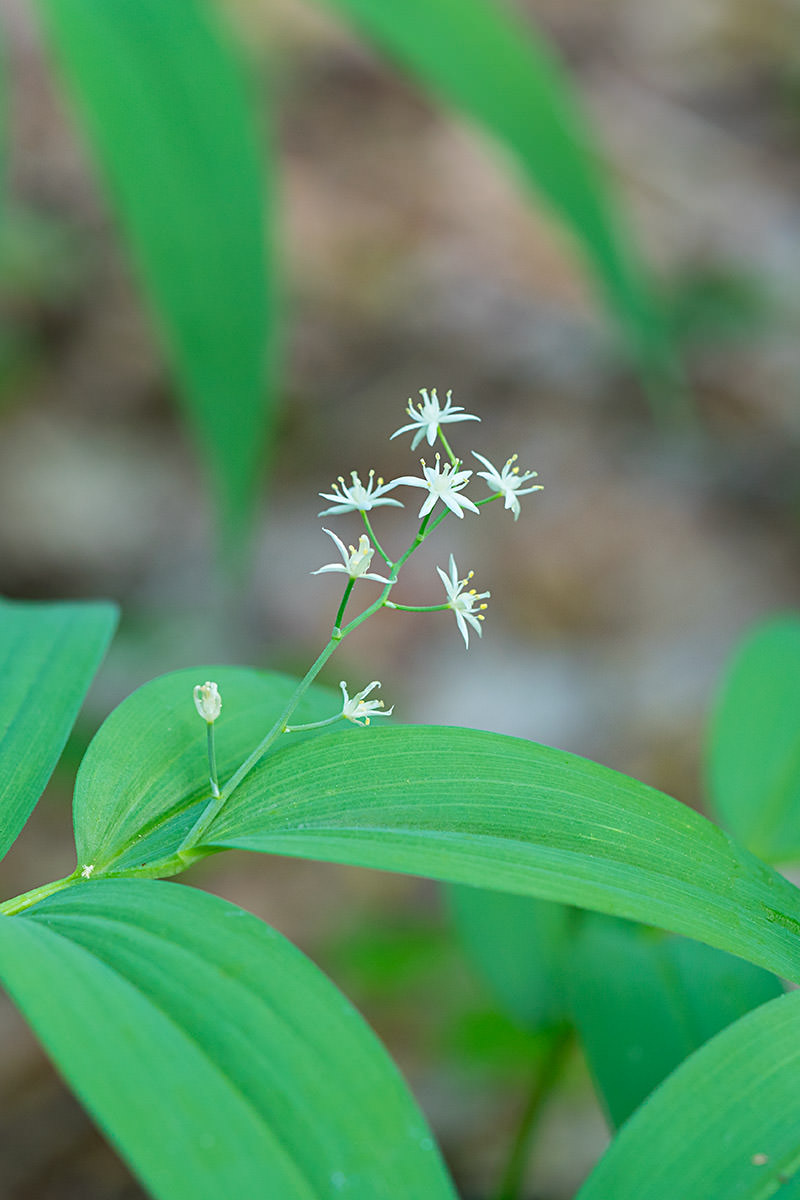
[193,681,222,723]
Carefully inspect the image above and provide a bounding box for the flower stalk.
[177,387,540,856]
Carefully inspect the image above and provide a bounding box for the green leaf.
[707,615,800,862]
[320,0,678,407]
[448,884,781,1126]
[34,0,273,545]
[577,988,800,1199]
[73,666,338,876]
[447,885,571,1029]
[200,725,800,983]
[569,914,783,1128]
[0,880,455,1200]
[0,597,117,865]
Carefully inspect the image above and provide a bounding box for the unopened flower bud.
[193,681,222,723]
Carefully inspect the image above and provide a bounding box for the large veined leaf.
[0,597,117,865]
[73,666,338,876]
[568,914,783,1128]
[319,0,677,404]
[708,615,800,863]
[577,988,800,1199]
[0,880,456,1200]
[447,885,571,1029]
[198,725,800,984]
[34,0,273,544]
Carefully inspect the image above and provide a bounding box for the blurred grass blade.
[569,914,783,1128]
[447,885,572,1029]
[577,989,800,1200]
[320,0,679,409]
[0,598,117,865]
[708,615,800,862]
[201,725,800,984]
[34,0,273,548]
[0,880,456,1200]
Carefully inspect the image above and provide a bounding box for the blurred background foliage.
[0,0,799,1195]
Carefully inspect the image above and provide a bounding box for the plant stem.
[206,722,220,799]
[385,602,449,613]
[285,713,345,733]
[340,514,431,637]
[179,507,445,853]
[493,1023,573,1200]
[437,427,459,466]
[0,870,83,917]
[361,511,392,566]
[333,579,355,632]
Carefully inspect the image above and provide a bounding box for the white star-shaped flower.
[472,452,542,521]
[340,680,394,726]
[312,529,391,583]
[393,454,480,519]
[318,469,404,516]
[436,554,490,648]
[390,388,480,450]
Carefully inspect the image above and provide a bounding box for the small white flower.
[80,864,95,880]
[393,454,480,519]
[436,554,490,648]
[390,388,480,450]
[339,680,394,726]
[472,452,542,521]
[318,469,404,516]
[312,529,391,584]
[194,680,222,723]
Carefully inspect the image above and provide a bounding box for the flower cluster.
[311,386,540,658]
[188,387,540,821]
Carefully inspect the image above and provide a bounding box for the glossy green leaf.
[35,0,273,544]
[708,615,800,862]
[0,597,117,865]
[73,666,338,876]
[577,988,800,1199]
[320,0,677,405]
[569,914,783,1128]
[200,725,800,984]
[447,885,571,1029]
[0,880,455,1199]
